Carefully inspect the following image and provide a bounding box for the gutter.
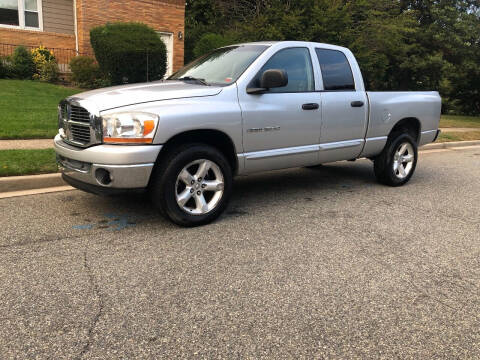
[73,0,79,53]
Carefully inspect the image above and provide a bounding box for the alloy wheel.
[393,142,415,179]
[175,159,225,215]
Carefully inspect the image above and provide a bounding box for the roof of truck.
[233,41,349,51]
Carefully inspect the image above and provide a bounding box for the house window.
[0,0,42,29]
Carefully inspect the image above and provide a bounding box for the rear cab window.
[315,49,355,91]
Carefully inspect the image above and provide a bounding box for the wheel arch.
[388,117,421,143]
[155,129,239,175]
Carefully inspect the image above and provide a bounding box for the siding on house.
[42,0,75,35]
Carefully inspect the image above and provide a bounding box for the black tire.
[150,143,233,227]
[374,132,418,186]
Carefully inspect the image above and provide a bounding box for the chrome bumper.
[54,134,162,189]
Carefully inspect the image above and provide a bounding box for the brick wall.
[0,28,75,50]
[0,28,75,64]
[76,0,185,71]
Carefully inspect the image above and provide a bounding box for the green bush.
[70,56,102,88]
[91,77,111,89]
[31,45,58,83]
[193,33,235,58]
[90,22,167,85]
[12,46,35,79]
[37,61,59,83]
[0,56,10,78]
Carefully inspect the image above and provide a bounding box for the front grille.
[70,123,91,144]
[59,101,99,147]
[70,105,90,123]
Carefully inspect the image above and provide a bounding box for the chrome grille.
[70,123,91,143]
[70,105,90,123]
[59,100,99,147]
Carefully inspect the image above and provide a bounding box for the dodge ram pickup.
[55,41,441,226]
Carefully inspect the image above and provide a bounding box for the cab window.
[251,47,315,93]
[315,49,355,91]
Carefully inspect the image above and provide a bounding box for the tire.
[150,143,233,227]
[374,132,418,187]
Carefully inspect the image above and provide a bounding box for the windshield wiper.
[177,76,210,86]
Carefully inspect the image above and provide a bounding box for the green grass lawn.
[0,149,58,176]
[440,115,480,128]
[438,131,480,143]
[438,115,480,142]
[0,80,82,139]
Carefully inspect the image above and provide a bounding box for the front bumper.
[54,134,162,189]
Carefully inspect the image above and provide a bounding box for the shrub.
[90,22,167,85]
[91,77,111,89]
[0,56,10,78]
[12,46,35,79]
[193,33,235,58]
[31,45,56,64]
[31,46,58,82]
[37,61,59,82]
[70,56,101,88]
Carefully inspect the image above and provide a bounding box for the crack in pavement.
[0,234,88,250]
[76,248,104,360]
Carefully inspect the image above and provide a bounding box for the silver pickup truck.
[55,41,441,226]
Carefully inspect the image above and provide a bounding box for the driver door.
[238,47,321,173]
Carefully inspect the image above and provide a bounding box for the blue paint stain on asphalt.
[73,224,94,230]
[104,214,137,231]
[73,213,143,231]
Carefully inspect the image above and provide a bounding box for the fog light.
[95,168,112,186]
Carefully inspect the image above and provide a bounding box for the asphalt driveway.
[0,146,479,359]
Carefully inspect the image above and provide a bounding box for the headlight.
[101,112,159,144]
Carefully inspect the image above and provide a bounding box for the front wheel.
[150,144,233,227]
[374,132,418,186]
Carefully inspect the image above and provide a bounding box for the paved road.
[1,146,479,359]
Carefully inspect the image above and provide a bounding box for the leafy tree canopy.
[185,0,480,115]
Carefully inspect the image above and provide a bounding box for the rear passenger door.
[315,48,368,163]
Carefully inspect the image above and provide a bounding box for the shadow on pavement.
[70,161,376,224]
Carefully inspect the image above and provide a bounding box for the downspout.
[73,0,79,53]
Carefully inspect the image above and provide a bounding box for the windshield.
[169,45,269,86]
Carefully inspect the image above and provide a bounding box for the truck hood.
[69,80,223,112]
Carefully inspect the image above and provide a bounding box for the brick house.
[0,0,185,75]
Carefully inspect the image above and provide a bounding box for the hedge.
[90,22,167,85]
[12,46,35,79]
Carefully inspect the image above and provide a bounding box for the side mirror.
[247,69,288,94]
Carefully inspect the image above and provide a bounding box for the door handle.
[351,101,364,107]
[302,103,319,110]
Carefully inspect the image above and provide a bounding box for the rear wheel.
[150,144,232,227]
[374,132,418,186]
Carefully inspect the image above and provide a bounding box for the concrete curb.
[0,186,74,200]
[421,140,480,150]
[0,173,65,193]
[0,140,479,197]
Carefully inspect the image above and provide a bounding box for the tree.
[184,0,480,114]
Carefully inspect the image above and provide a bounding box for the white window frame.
[157,31,174,77]
[0,0,43,31]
